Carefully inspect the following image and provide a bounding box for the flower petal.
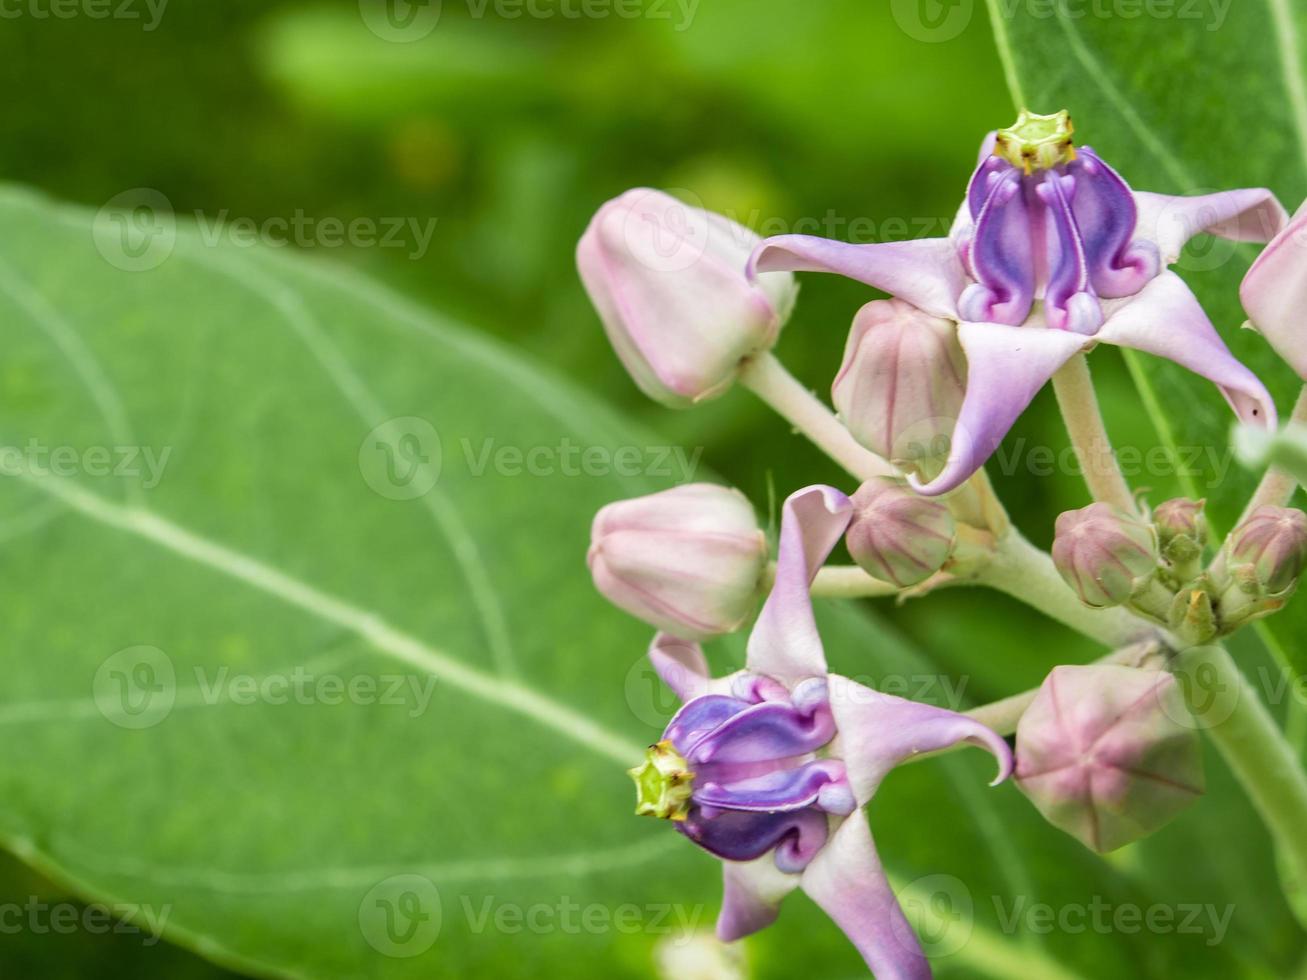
[648,632,713,702]
[1134,189,1288,265]
[1241,206,1307,380]
[717,857,801,942]
[1096,271,1277,428]
[679,806,829,870]
[826,673,1013,806]
[746,486,853,683]
[800,815,932,980]
[1068,148,1160,298]
[1038,171,1104,335]
[663,694,751,754]
[748,235,965,320]
[958,167,1036,327]
[695,759,854,814]
[683,689,837,766]
[909,322,1087,496]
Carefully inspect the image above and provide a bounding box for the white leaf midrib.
[6,465,642,765]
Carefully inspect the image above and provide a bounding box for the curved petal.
[910,322,1087,496]
[958,167,1036,327]
[1134,189,1288,265]
[800,816,931,980]
[695,759,854,814]
[749,235,965,320]
[1097,271,1277,428]
[826,674,1012,806]
[663,694,751,754]
[683,690,836,766]
[717,857,801,942]
[679,806,829,871]
[1038,171,1104,335]
[1241,207,1307,380]
[1068,148,1160,298]
[648,632,713,703]
[746,486,852,684]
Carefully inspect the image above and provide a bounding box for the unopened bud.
[1216,506,1307,631]
[1224,506,1307,596]
[589,484,768,641]
[1016,665,1204,853]
[577,189,797,408]
[845,478,956,588]
[1052,503,1160,609]
[832,299,965,481]
[1153,498,1207,549]
[1153,498,1207,584]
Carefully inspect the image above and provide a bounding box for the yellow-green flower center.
[628,740,695,822]
[994,109,1077,174]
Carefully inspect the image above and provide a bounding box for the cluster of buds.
[1052,499,1307,643]
[1212,506,1307,633]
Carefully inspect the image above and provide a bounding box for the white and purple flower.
[750,110,1286,495]
[628,486,1012,979]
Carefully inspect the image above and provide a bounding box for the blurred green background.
[0,0,1294,976]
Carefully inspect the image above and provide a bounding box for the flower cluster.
[577,108,1307,977]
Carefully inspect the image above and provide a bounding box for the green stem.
[974,531,1154,649]
[1238,384,1307,523]
[1175,644,1307,923]
[1051,354,1138,513]
[806,565,899,599]
[738,353,897,483]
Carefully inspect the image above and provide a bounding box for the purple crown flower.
[629,486,1012,979]
[750,109,1284,496]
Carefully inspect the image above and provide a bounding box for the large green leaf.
[0,186,1058,979]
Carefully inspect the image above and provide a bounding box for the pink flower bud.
[1224,505,1307,596]
[588,484,768,641]
[1052,503,1160,608]
[577,189,797,408]
[844,477,955,588]
[1016,665,1204,853]
[831,299,965,479]
[1241,206,1307,380]
[1153,498,1207,549]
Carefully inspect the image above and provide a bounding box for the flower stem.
[1174,644,1307,924]
[738,352,897,482]
[806,565,900,599]
[974,531,1154,648]
[1239,384,1307,523]
[1051,354,1138,513]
